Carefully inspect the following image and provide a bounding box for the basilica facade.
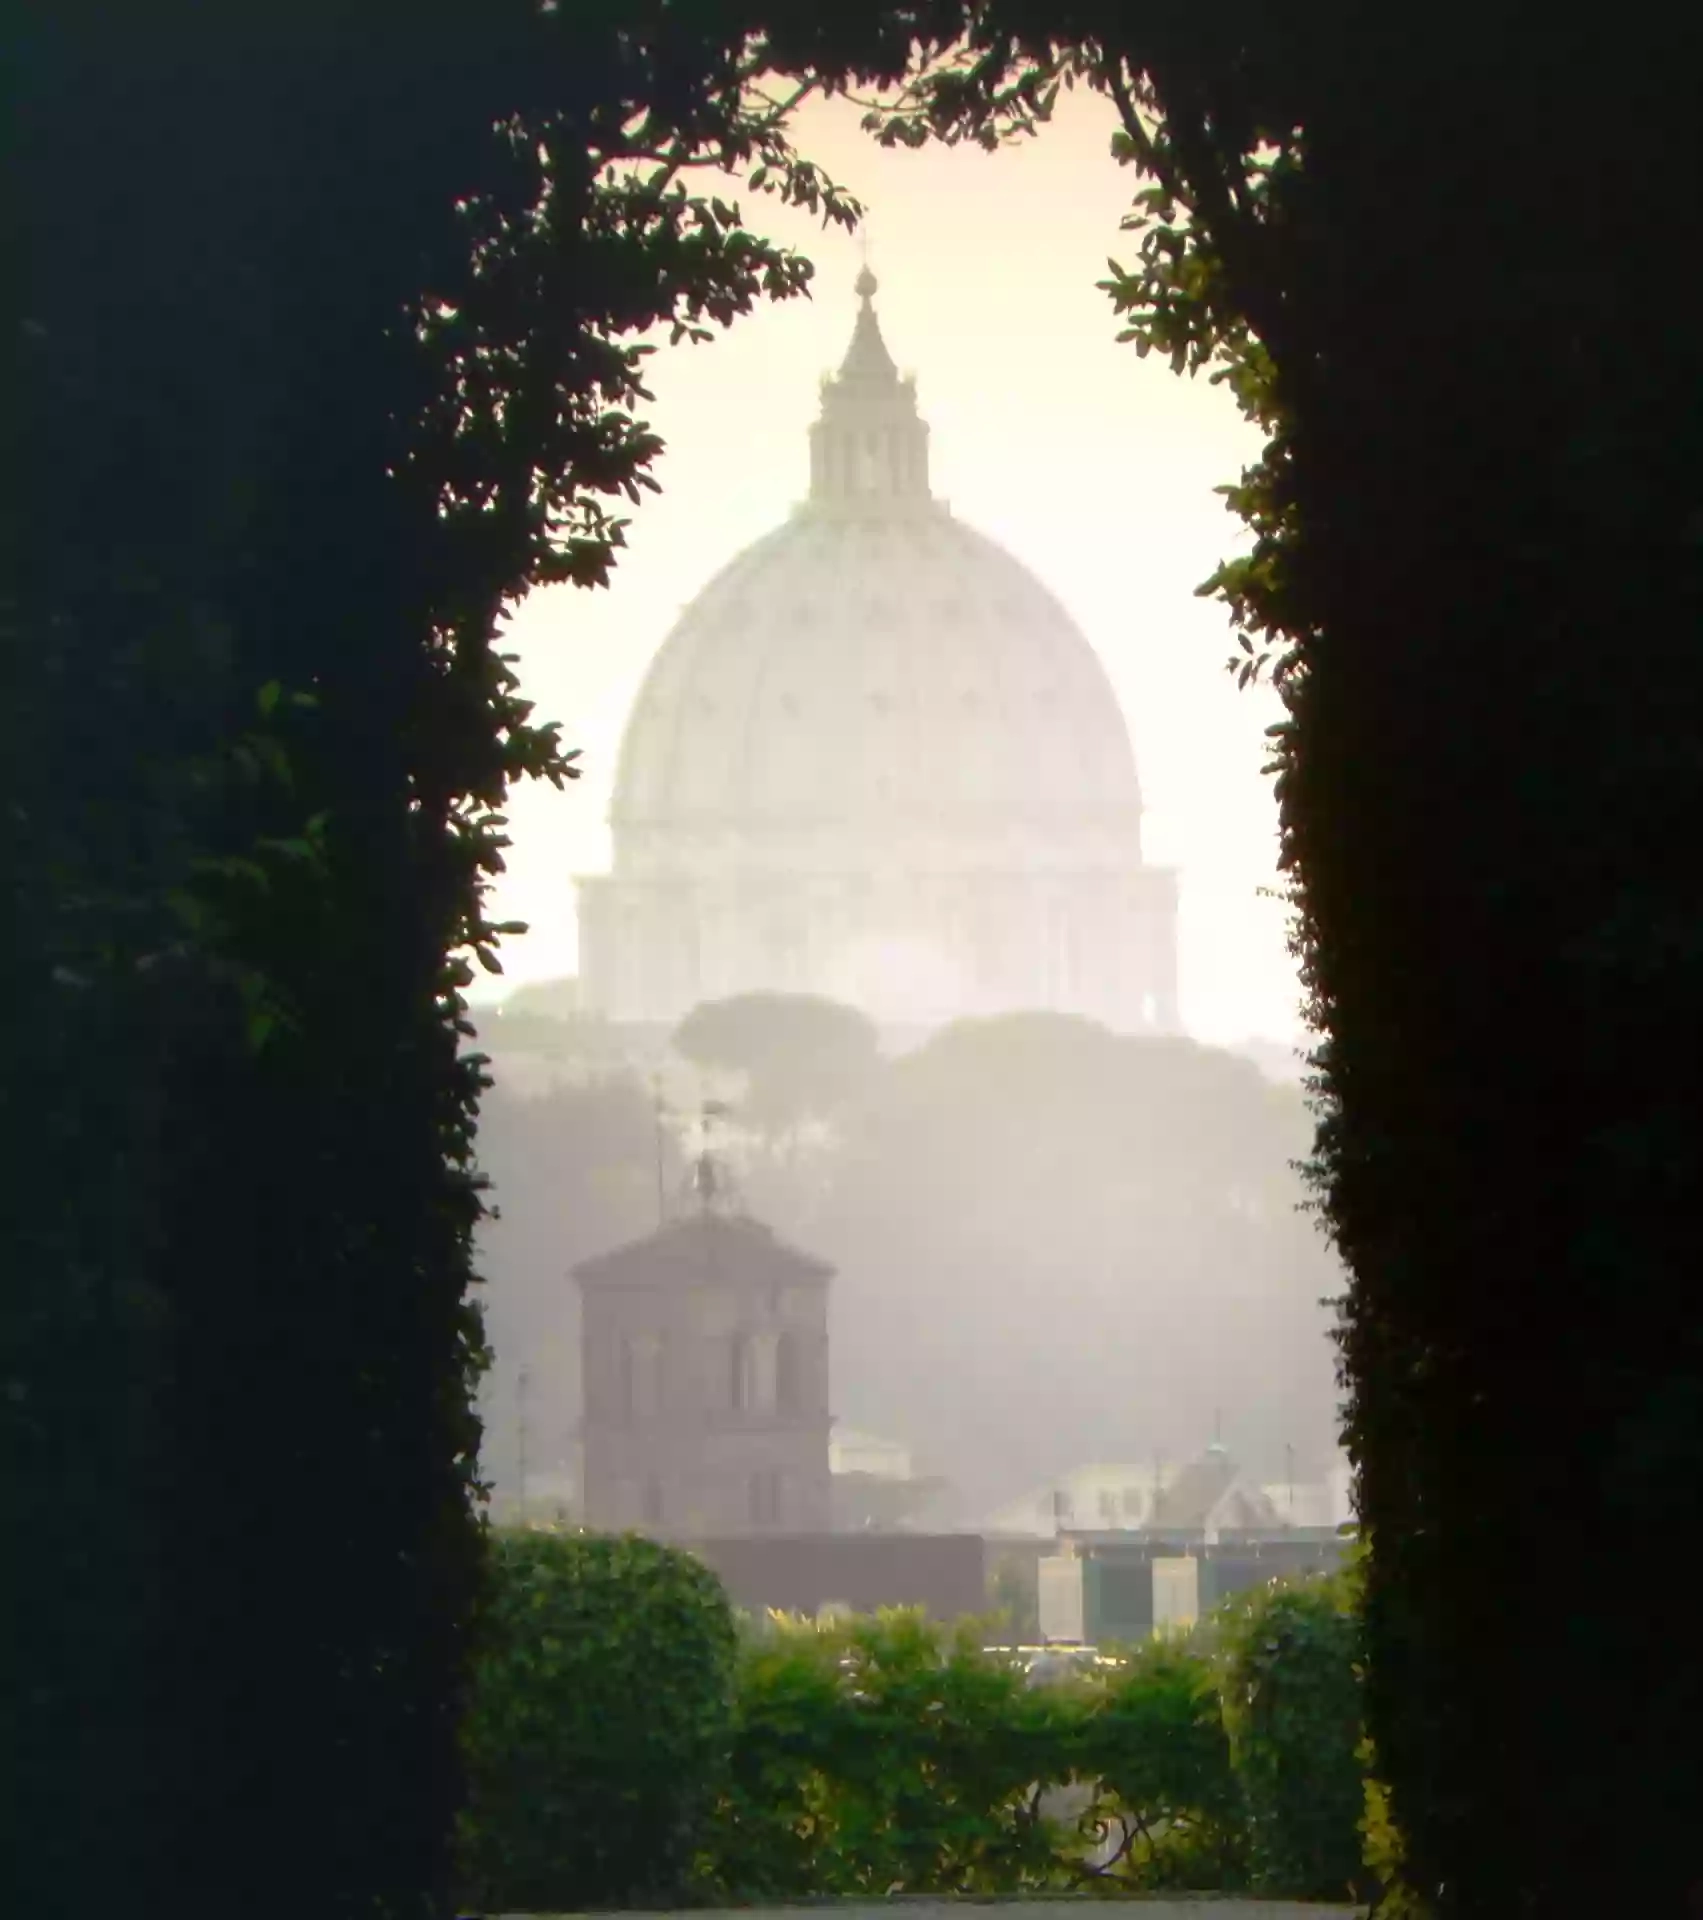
[577,269,1178,1037]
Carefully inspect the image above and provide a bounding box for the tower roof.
[571,1210,833,1290]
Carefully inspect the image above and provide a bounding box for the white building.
[983,1461,1166,1538]
[829,1425,914,1479]
[983,1443,1346,1543]
[829,1424,952,1532]
[577,269,1178,1039]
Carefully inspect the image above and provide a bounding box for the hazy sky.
[484,87,1303,1045]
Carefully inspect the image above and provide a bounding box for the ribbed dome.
[612,507,1144,838]
[612,268,1141,856]
[579,272,1177,1041]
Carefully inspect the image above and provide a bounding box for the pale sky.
[483,87,1304,1046]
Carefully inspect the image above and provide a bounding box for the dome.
[578,272,1178,1037]
[612,267,1142,859]
[612,508,1144,843]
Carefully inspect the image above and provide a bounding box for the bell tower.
[573,1149,834,1538]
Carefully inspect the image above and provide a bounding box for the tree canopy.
[673,991,883,1139]
[813,1014,1338,1514]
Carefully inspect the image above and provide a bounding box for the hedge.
[456,1530,740,1914]
[458,1540,1371,1912]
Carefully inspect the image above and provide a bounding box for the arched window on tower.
[749,1469,785,1527]
[624,1335,661,1421]
[728,1332,778,1414]
[776,1331,806,1415]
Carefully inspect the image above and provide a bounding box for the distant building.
[829,1425,953,1532]
[1034,1532,1348,1645]
[982,1461,1164,1538]
[1261,1456,1356,1531]
[981,1441,1344,1546]
[575,268,1178,1040]
[573,1189,833,1537]
[689,1531,987,1626]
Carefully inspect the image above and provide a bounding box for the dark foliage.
[1218,1572,1367,1902]
[7,24,520,1913]
[457,1529,740,1914]
[5,8,873,1915]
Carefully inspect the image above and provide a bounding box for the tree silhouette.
[674,992,882,1147]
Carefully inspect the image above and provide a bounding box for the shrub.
[700,1608,1069,1898]
[1081,1636,1248,1889]
[698,1608,1248,1900]
[1217,1569,1369,1902]
[456,1529,738,1915]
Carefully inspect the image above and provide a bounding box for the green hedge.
[456,1530,739,1914]
[459,1541,1372,1911]
[702,1608,1077,1897]
[1218,1568,1370,1902]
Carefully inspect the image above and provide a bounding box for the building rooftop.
[571,1208,833,1289]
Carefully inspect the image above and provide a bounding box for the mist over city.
[467,98,1346,1544]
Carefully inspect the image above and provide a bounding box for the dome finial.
[855,227,877,304]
